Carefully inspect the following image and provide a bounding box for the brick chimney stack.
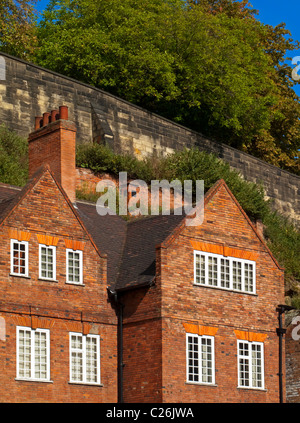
[28,106,77,203]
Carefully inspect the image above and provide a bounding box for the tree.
[35,0,300,174]
[0,0,37,60]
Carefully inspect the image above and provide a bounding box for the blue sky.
[35,0,300,95]
[250,0,300,95]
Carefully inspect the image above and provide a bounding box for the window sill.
[10,273,30,279]
[193,283,258,296]
[15,378,53,384]
[185,382,218,387]
[237,386,267,392]
[38,278,58,283]
[65,282,85,286]
[68,381,103,387]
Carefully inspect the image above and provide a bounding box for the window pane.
[238,342,250,387]
[208,257,218,286]
[86,337,98,383]
[195,254,206,285]
[67,250,82,283]
[201,337,213,383]
[187,335,199,382]
[40,246,55,279]
[18,329,31,378]
[34,331,48,379]
[232,261,242,290]
[71,352,83,381]
[244,263,254,292]
[12,241,27,275]
[252,344,263,388]
[220,258,230,288]
[71,334,83,381]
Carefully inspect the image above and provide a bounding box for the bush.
[0,124,28,186]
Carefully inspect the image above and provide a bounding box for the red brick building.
[0,106,286,402]
[0,107,118,402]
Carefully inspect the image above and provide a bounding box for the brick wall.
[0,52,299,223]
[285,315,300,403]
[122,283,162,403]
[0,311,117,402]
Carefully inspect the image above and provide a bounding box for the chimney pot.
[35,116,42,130]
[59,105,68,120]
[43,112,50,127]
[51,109,59,122]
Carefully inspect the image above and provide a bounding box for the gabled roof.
[0,183,21,222]
[76,201,127,287]
[115,214,183,291]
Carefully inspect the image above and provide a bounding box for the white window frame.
[39,244,56,281]
[237,340,265,390]
[16,326,50,382]
[69,332,101,385]
[66,249,83,285]
[10,239,29,277]
[194,250,256,294]
[186,333,215,385]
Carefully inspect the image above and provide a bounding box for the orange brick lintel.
[183,322,218,336]
[37,234,59,246]
[8,228,31,242]
[234,330,268,343]
[64,239,85,251]
[190,240,258,262]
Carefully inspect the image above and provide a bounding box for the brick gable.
[0,167,117,402]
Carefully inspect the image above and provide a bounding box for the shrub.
[0,124,28,186]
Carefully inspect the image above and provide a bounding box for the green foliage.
[0,0,38,60]
[263,212,300,283]
[76,143,155,183]
[0,124,28,186]
[158,148,269,221]
[264,211,300,308]
[35,0,300,174]
[75,143,268,220]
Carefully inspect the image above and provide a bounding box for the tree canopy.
[1,0,300,174]
[0,0,37,60]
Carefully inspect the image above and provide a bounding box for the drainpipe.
[276,304,294,403]
[117,295,124,404]
[108,288,124,404]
